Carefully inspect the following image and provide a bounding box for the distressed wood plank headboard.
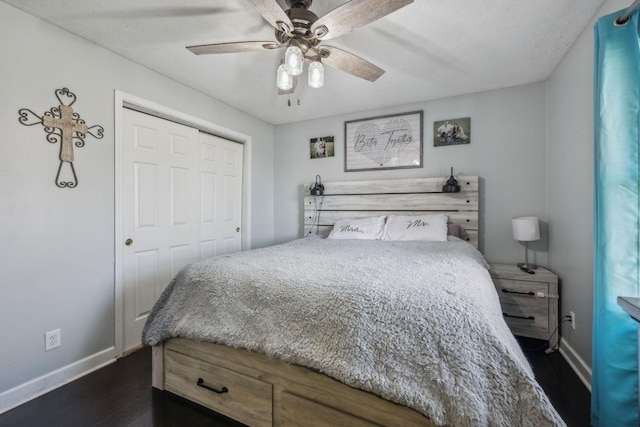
[303,176,479,247]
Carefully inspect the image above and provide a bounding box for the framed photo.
[310,135,334,159]
[434,117,470,147]
[344,111,423,172]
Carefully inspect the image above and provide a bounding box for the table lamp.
[512,216,540,270]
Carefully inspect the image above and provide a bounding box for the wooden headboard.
[303,176,479,247]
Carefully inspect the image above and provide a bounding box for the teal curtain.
[593,7,640,427]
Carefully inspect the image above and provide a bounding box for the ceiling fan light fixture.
[308,60,324,88]
[284,45,303,76]
[276,63,293,90]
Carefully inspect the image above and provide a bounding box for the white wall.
[0,2,274,411]
[546,0,629,379]
[274,82,549,264]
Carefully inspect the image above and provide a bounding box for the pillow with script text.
[327,216,386,240]
[383,214,449,241]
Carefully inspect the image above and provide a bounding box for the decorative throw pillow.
[383,214,449,241]
[447,223,467,239]
[327,216,386,240]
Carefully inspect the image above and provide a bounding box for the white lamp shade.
[284,45,303,76]
[512,216,540,241]
[276,64,293,90]
[308,61,324,88]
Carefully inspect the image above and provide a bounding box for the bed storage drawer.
[280,391,382,427]
[164,348,272,427]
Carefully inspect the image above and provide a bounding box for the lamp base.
[517,262,538,270]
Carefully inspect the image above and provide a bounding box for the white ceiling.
[3,0,606,125]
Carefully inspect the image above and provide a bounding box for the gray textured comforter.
[142,237,565,426]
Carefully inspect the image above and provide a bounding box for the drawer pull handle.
[501,289,535,296]
[503,312,535,321]
[196,378,228,394]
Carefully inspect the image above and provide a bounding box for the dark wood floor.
[0,338,590,427]
[519,337,591,427]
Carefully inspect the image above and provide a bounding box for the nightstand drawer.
[500,302,549,334]
[493,278,548,307]
[489,263,559,344]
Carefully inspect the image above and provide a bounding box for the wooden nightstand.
[489,263,559,348]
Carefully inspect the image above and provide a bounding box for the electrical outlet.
[569,311,576,330]
[45,329,61,351]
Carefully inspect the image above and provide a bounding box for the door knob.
[236,227,240,232]
[125,238,133,246]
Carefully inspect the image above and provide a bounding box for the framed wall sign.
[344,110,423,172]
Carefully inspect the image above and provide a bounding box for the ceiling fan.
[186,0,414,94]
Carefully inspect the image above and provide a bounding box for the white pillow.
[383,214,449,241]
[327,216,386,240]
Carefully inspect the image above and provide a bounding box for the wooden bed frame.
[152,176,479,427]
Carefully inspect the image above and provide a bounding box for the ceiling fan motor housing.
[276,6,320,52]
[286,0,313,9]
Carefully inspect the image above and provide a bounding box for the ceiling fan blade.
[247,0,293,34]
[311,0,413,41]
[320,46,384,82]
[187,41,281,55]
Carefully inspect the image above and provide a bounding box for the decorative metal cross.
[18,88,104,188]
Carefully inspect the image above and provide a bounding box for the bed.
[142,176,565,427]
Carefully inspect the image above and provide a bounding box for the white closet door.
[198,132,244,258]
[121,109,243,352]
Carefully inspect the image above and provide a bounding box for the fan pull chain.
[286,97,301,107]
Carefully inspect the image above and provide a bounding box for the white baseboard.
[0,347,117,415]
[558,337,592,392]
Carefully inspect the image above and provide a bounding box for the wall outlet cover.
[45,329,61,351]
